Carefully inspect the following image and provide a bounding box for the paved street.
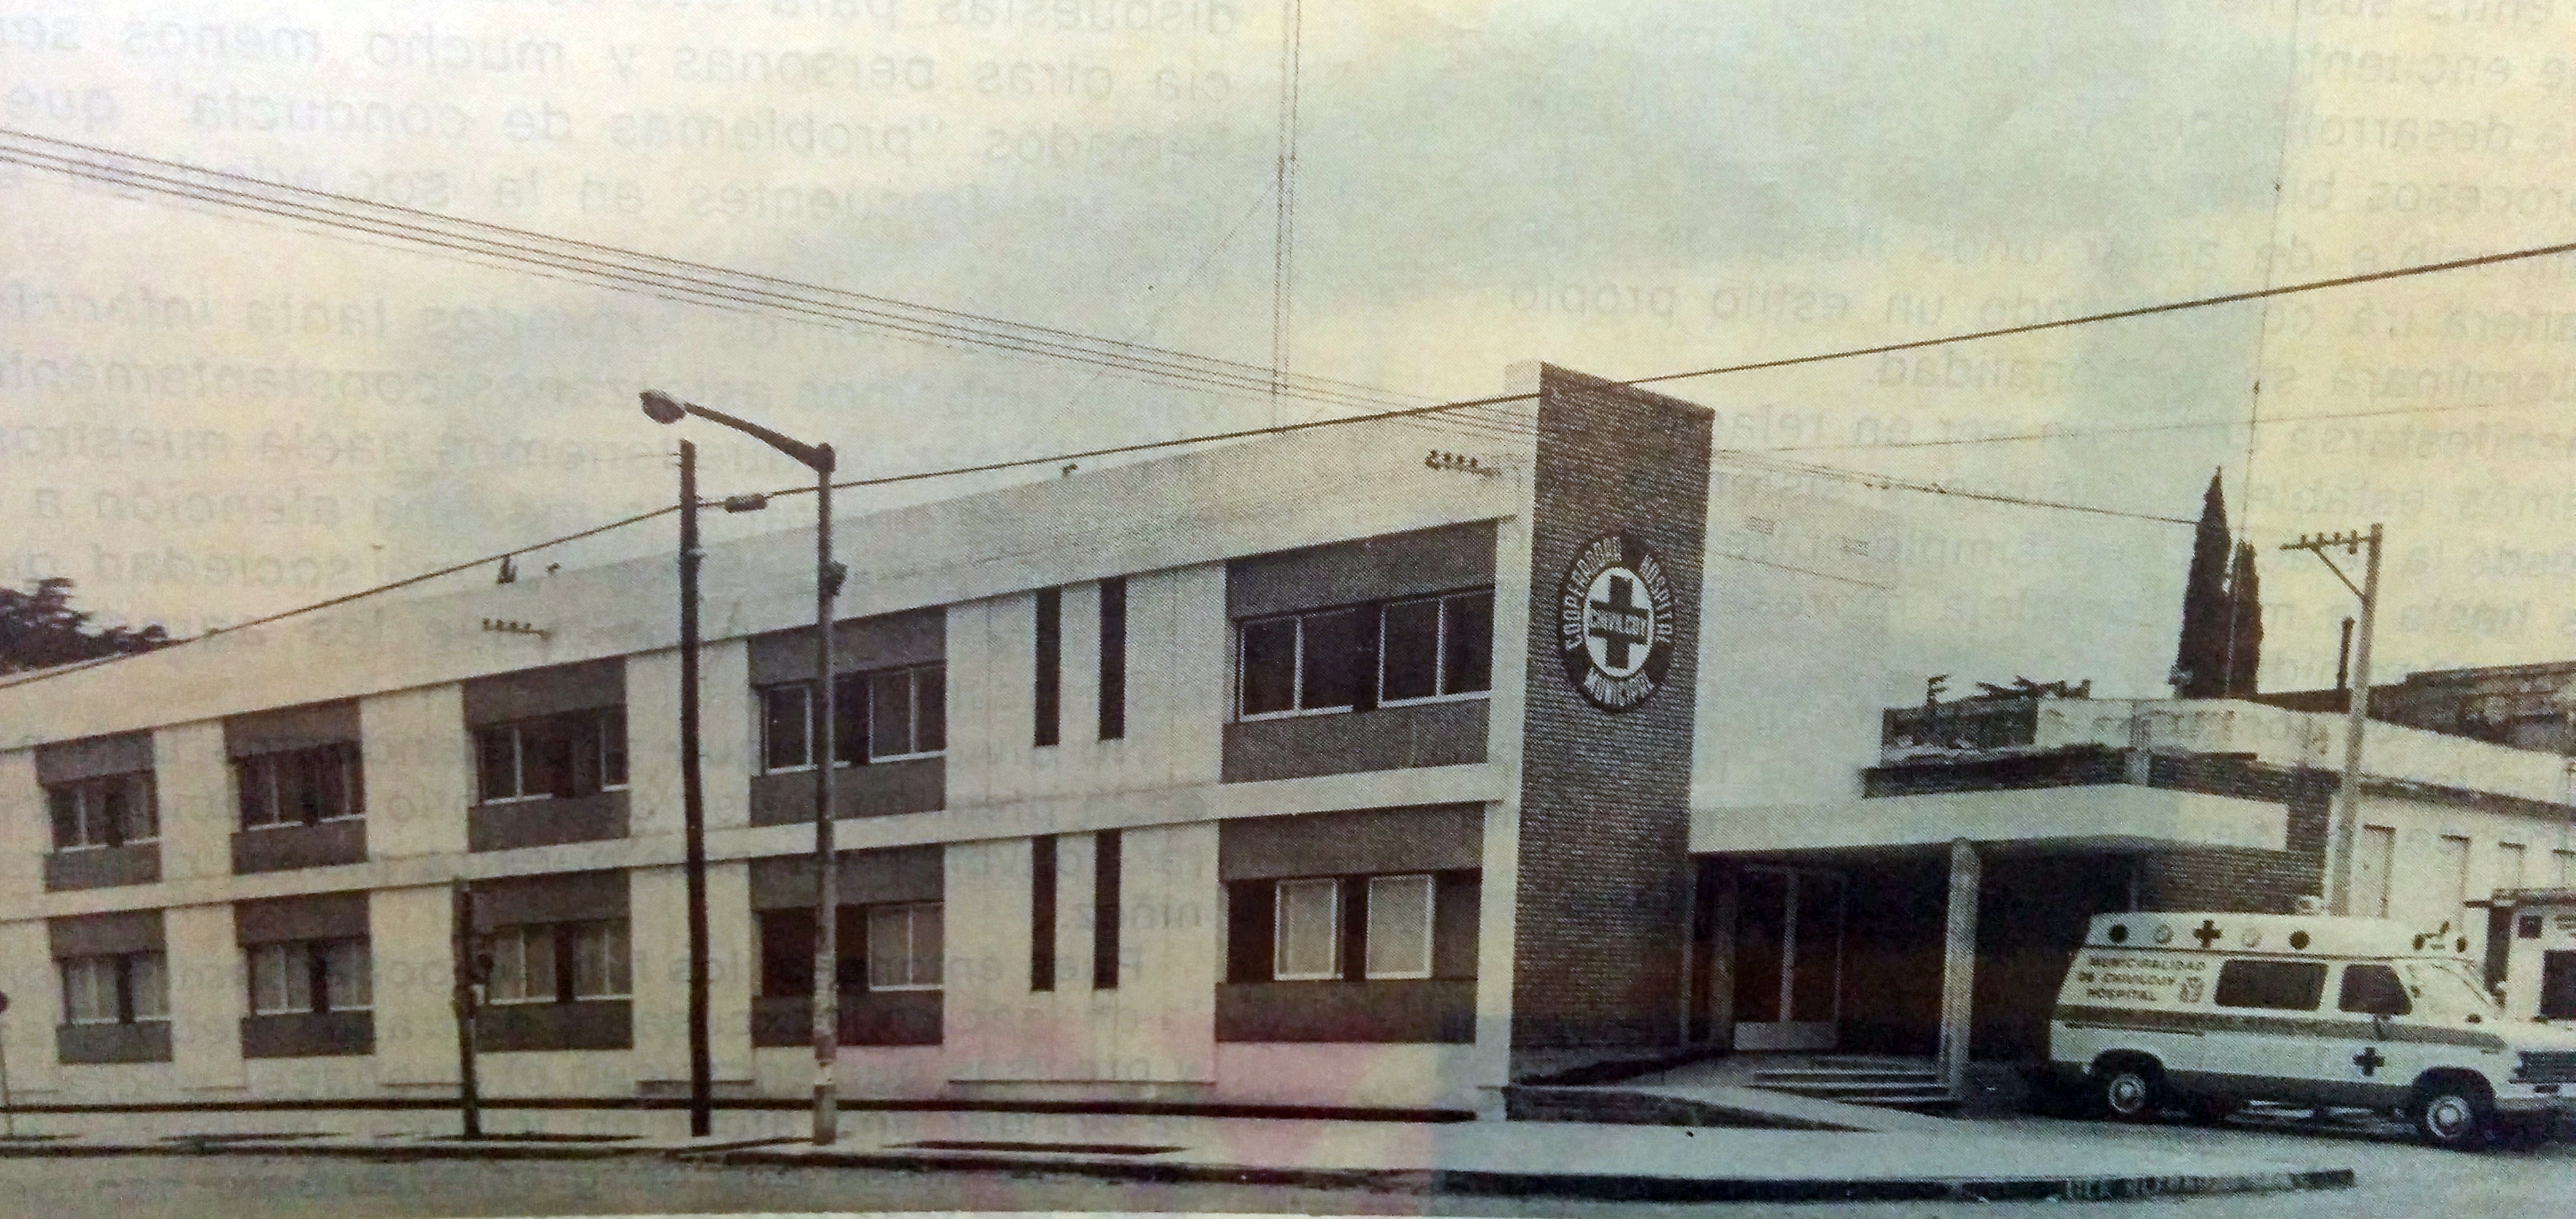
[0,1116,2566,1219]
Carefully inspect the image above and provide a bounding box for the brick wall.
[2135,752,2334,914]
[1509,365,1712,1053]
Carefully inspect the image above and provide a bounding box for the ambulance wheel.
[2408,1076,2494,1152]
[2093,1057,2165,1122]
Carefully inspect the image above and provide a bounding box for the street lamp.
[642,390,846,1146]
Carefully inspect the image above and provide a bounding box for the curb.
[696,1147,2356,1203]
[0,1137,2360,1203]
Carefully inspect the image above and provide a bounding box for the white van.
[2048,911,2576,1149]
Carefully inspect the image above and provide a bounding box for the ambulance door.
[2326,962,2410,1108]
[2206,958,2331,1101]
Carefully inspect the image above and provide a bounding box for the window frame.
[1363,873,1437,980]
[864,901,945,992]
[60,955,121,1025]
[46,771,158,852]
[1236,608,1368,721]
[865,665,947,763]
[474,709,628,804]
[1273,877,1342,981]
[758,682,816,774]
[247,937,372,1015]
[237,742,365,831]
[59,950,167,1026]
[1375,589,1496,707]
[2212,958,2328,1011]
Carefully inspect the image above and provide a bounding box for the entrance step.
[1746,1059,1955,1114]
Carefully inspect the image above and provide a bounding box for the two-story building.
[4,362,1856,1118]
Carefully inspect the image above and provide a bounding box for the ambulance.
[2047,910,2576,1149]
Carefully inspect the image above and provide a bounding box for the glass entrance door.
[1732,866,1845,1051]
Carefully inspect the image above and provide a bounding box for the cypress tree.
[2170,470,2232,699]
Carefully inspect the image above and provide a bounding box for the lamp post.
[643,390,845,1146]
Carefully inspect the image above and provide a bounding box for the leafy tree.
[0,578,171,675]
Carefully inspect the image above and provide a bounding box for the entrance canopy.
[1692,785,2288,855]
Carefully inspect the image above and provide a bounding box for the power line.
[1754,399,2563,452]
[1626,242,2576,390]
[1716,452,2200,526]
[9,146,2572,690]
[0,131,1540,437]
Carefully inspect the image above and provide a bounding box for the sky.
[4,0,2575,704]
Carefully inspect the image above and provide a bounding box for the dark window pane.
[914,667,945,752]
[600,708,627,787]
[1299,608,1363,710]
[1444,592,1494,694]
[477,728,517,802]
[2214,960,2326,1011]
[49,787,80,848]
[1034,588,1061,748]
[313,747,349,821]
[830,672,864,766]
[97,781,128,847]
[1239,619,1297,715]
[524,719,576,798]
[764,686,808,771]
[870,671,914,758]
[567,714,602,795]
[287,751,323,824]
[758,909,815,998]
[1379,600,1441,701]
[235,761,266,829]
[2337,963,2411,1015]
[126,775,155,841]
[345,750,365,817]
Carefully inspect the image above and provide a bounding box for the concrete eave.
[1691,783,2288,855]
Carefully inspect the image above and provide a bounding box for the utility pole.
[452,882,482,1140]
[2281,525,2383,916]
[811,448,841,1146]
[677,441,713,1137]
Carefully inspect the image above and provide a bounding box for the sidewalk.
[0,1104,2356,1203]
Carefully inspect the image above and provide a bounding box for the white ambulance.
[2047,911,2576,1149]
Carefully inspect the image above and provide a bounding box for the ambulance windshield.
[2401,960,2498,1020]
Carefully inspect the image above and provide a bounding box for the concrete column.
[362,686,469,859]
[371,885,460,1085]
[167,903,245,1092]
[1937,838,1981,1095]
[626,651,682,842]
[155,722,231,882]
[0,749,46,909]
[632,862,754,1089]
[701,639,753,831]
[0,917,60,1094]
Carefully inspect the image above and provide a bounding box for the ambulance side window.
[2337,964,2410,1017]
[2212,959,2326,1011]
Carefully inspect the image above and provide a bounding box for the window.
[479,920,628,1004]
[1030,835,1057,992]
[870,665,945,760]
[2402,960,2496,1019]
[1364,874,1436,978]
[59,951,166,1024]
[1098,577,1127,741]
[2337,963,2410,1016]
[758,665,945,771]
[866,903,944,990]
[1274,878,1341,980]
[761,684,814,771]
[1036,587,1062,747]
[475,709,625,802]
[1093,830,1121,990]
[2212,959,2326,1011]
[47,772,157,851]
[1238,607,1368,718]
[1378,590,1494,703]
[249,938,371,1015]
[237,743,364,829]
